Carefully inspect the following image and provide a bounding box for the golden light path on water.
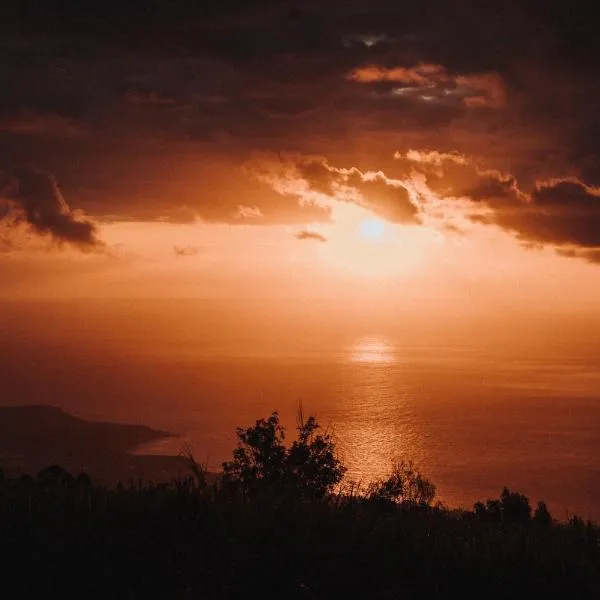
[351,336,396,364]
[334,337,426,487]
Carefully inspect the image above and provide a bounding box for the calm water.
[1,303,599,520]
[137,345,600,521]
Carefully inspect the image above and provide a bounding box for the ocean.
[1,301,599,520]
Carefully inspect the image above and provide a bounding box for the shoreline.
[0,404,190,485]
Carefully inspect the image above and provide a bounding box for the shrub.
[222,410,345,498]
[500,487,531,522]
[37,465,75,488]
[286,412,347,498]
[474,487,531,522]
[368,460,436,507]
[534,500,552,526]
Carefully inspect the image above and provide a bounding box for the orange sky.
[1,1,600,354]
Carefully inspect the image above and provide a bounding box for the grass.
[0,409,598,599]
[0,470,598,599]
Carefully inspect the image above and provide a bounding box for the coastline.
[0,405,191,485]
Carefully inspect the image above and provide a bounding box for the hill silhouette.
[0,405,187,483]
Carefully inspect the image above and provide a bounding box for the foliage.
[179,444,208,489]
[222,412,287,491]
[367,460,437,506]
[286,411,347,498]
[0,411,597,599]
[222,410,346,498]
[0,465,598,600]
[37,464,75,488]
[534,500,553,526]
[474,487,532,522]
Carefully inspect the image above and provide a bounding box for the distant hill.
[0,405,189,484]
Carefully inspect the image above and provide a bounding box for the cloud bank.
[1,167,101,250]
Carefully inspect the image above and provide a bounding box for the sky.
[1,1,599,345]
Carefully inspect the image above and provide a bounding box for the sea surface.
[1,301,599,520]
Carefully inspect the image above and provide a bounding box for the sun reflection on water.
[350,337,396,364]
[336,336,426,486]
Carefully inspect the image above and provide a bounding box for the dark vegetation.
[0,411,599,599]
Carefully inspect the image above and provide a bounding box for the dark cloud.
[557,248,600,264]
[465,172,526,206]
[295,230,327,243]
[292,156,420,224]
[0,112,85,138]
[346,171,419,223]
[494,180,600,249]
[406,149,600,263]
[0,0,598,249]
[1,167,101,249]
[348,64,506,109]
[462,171,600,257]
[532,179,600,214]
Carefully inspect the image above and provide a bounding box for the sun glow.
[310,204,438,279]
[359,217,386,241]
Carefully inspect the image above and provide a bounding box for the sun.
[309,203,435,279]
[359,217,386,241]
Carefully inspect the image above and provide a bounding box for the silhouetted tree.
[222,411,345,498]
[75,472,92,487]
[474,498,503,520]
[287,411,347,498]
[534,500,552,526]
[222,412,287,492]
[37,465,75,488]
[500,487,531,522]
[474,488,531,522]
[368,460,436,506]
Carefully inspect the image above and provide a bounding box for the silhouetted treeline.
[0,412,598,599]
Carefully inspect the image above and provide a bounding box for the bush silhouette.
[222,410,345,498]
[534,500,553,526]
[474,487,531,522]
[37,465,75,488]
[500,487,531,521]
[368,460,436,506]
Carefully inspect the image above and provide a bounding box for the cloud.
[123,90,176,106]
[235,205,263,219]
[347,64,445,85]
[460,171,600,257]
[251,154,420,224]
[295,230,327,242]
[556,247,600,264]
[403,150,468,168]
[495,179,600,249]
[456,74,506,109]
[531,178,600,214]
[347,64,506,109]
[398,149,600,262]
[158,206,200,224]
[174,245,200,257]
[466,171,527,206]
[0,112,85,138]
[0,0,599,241]
[1,167,102,250]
